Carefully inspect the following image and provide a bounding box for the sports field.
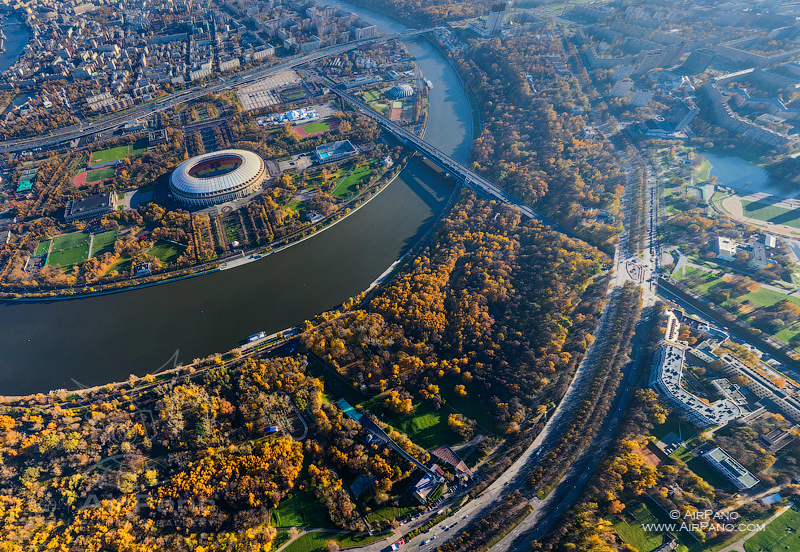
[90,230,118,258]
[34,240,51,256]
[84,166,116,183]
[298,121,330,134]
[147,240,186,264]
[295,120,333,139]
[742,200,800,229]
[362,90,381,102]
[744,507,800,552]
[90,139,149,164]
[47,231,90,268]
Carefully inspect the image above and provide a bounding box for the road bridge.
[333,89,576,238]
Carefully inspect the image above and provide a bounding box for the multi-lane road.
[0,28,436,154]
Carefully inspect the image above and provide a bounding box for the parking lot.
[237,71,302,111]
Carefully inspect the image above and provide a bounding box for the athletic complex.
[169,149,267,206]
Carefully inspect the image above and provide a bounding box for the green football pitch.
[298,121,331,134]
[90,139,149,164]
[84,166,116,183]
[90,230,118,258]
[742,199,800,229]
[47,232,90,268]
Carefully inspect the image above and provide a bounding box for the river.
[0,6,472,395]
[0,11,28,73]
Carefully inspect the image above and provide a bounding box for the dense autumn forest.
[304,194,610,428]
[0,355,430,551]
[342,0,489,26]
[455,36,625,252]
[0,194,611,551]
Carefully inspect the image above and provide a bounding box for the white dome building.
[387,83,414,99]
[170,149,267,206]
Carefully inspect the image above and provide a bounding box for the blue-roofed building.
[314,140,357,164]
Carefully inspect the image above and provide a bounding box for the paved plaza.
[237,71,302,111]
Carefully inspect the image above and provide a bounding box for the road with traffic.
[0,28,436,154]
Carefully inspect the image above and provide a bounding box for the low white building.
[650,344,744,428]
[711,237,738,261]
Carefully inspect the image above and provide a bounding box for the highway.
[0,28,437,154]
[351,138,664,552]
[332,89,581,240]
[487,134,664,551]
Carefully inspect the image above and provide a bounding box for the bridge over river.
[333,89,577,238]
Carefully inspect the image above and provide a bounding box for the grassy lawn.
[741,200,800,229]
[741,286,800,309]
[362,397,454,450]
[285,199,303,213]
[680,267,800,349]
[744,506,800,552]
[223,220,241,242]
[91,140,148,164]
[438,383,495,431]
[281,531,385,552]
[147,240,186,264]
[91,145,129,164]
[685,455,733,490]
[85,166,116,183]
[52,231,90,251]
[272,484,335,529]
[648,411,698,443]
[298,121,331,134]
[697,158,712,181]
[366,504,420,526]
[130,139,148,156]
[90,230,118,258]
[274,530,290,550]
[613,500,673,552]
[362,90,381,102]
[669,445,733,490]
[102,256,132,277]
[332,163,375,199]
[34,240,51,256]
[47,246,89,268]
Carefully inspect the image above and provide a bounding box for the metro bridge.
[333,89,576,238]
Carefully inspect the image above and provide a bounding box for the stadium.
[169,149,267,206]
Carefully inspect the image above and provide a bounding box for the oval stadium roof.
[171,149,264,196]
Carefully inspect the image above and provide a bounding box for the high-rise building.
[486,3,506,35]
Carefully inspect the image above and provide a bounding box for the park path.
[716,504,791,552]
[273,527,379,552]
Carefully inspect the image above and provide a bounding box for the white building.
[650,344,744,428]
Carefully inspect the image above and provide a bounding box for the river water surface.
[0,7,472,395]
